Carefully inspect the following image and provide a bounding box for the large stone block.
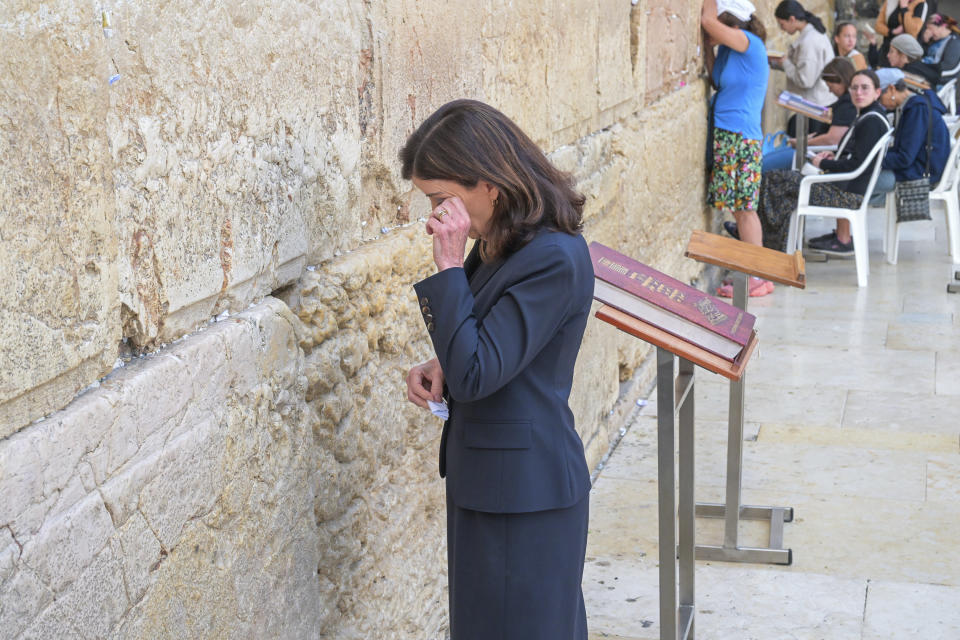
[105,1,356,347]
[19,491,115,595]
[642,0,702,105]
[0,1,121,435]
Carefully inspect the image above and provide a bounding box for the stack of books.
[902,72,931,90]
[776,90,831,122]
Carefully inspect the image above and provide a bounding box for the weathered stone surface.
[0,0,792,637]
[0,1,120,435]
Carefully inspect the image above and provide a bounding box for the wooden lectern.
[595,298,758,640]
[684,230,806,566]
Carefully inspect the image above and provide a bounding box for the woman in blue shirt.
[702,0,772,296]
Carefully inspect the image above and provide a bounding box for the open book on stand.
[777,90,831,122]
[590,242,757,363]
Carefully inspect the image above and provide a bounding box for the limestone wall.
[1,0,831,638]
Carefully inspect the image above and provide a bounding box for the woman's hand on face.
[406,358,445,408]
[425,197,472,271]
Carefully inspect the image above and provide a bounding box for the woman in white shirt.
[771,0,836,135]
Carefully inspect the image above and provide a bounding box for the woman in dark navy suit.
[402,99,594,640]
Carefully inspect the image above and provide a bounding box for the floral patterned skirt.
[708,128,762,214]
[757,169,862,251]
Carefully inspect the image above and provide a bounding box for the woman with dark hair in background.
[834,21,868,70]
[403,99,594,640]
[761,57,859,172]
[701,0,774,296]
[771,0,836,136]
[922,13,960,84]
[872,0,929,67]
[757,69,892,255]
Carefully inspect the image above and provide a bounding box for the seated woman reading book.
[757,69,892,255]
[760,57,858,172]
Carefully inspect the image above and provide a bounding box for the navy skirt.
[446,493,589,640]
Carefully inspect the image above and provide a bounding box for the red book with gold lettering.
[589,242,756,362]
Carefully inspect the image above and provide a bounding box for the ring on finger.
[435,207,448,220]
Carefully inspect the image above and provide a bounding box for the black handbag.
[894,94,934,223]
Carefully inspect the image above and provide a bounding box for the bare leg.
[733,209,763,247]
[836,218,851,243]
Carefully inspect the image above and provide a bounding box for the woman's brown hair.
[852,68,881,90]
[400,99,585,260]
[718,12,767,43]
[820,56,856,90]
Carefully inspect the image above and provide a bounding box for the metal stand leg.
[694,273,793,566]
[656,348,696,640]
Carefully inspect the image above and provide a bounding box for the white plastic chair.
[938,79,957,117]
[787,128,895,287]
[885,135,960,265]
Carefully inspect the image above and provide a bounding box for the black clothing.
[820,101,891,195]
[904,60,942,86]
[830,92,858,128]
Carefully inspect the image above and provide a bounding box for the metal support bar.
[694,272,793,566]
[656,347,696,639]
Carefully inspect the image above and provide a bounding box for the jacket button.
[420,297,429,305]
[421,306,431,315]
[425,314,434,322]
[427,322,435,332]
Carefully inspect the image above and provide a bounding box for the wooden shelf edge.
[685,230,806,289]
[595,305,757,381]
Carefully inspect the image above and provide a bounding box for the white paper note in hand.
[428,399,449,420]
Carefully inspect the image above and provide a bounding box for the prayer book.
[777,91,831,121]
[589,242,756,363]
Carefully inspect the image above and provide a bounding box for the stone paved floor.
[584,214,960,639]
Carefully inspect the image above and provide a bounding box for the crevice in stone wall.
[4,525,23,559]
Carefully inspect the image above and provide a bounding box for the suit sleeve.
[412,243,577,403]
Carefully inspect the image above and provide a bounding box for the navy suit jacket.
[413,229,594,514]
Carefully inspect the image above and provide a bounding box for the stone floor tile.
[862,580,960,639]
[925,452,960,503]
[842,389,960,437]
[698,441,928,503]
[901,290,960,316]
[935,351,960,395]
[694,378,845,427]
[746,344,935,395]
[759,423,957,454]
[754,313,889,349]
[585,557,866,640]
[746,490,960,586]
